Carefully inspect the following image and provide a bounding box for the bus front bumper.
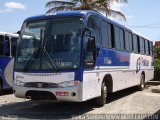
[13,83,83,102]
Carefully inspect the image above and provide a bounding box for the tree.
[45,0,128,21]
[154,46,160,59]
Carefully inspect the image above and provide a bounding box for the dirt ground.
[0,83,160,120]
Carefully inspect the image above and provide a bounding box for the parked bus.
[13,11,154,106]
[0,32,18,95]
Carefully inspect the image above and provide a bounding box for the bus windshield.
[15,17,83,71]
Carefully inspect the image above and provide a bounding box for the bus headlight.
[14,80,25,86]
[58,80,80,88]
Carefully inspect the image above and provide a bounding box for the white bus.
[13,10,154,106]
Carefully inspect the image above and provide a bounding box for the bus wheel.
[0,82,3,95]
[96,82,107,107]
[138,74,145,91]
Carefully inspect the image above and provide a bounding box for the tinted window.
[120,29,125,50]
[140,37,145,54]
[101,21,108,48]
[0,35,4,55]
[0,35,4,43]
[145,40,149,55]
[87,15,101,46]
[114,26,121,50]
[114,26,125,51]
[108,24,112,48]
[101,21,112,48]
[148,41,151,55]
[125,31,129,52]
[129,32,133,52]
[133,34,138,53]
[11,37,18,57]
[4,36,10,56]
[150,42,153,56]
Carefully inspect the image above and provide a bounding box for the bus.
[13,10,154,106]
[0,32,18,95]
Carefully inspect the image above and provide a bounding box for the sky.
[0,0,160,42]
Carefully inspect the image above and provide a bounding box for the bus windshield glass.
[15,17,83,71]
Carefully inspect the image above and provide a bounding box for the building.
[155,41,160,48]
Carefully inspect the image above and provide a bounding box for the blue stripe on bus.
[96,48,130,66]
[0,57,12,89]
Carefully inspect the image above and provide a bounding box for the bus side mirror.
[87,37,96,52]
[85,37,96,68]
[17,31,21,35]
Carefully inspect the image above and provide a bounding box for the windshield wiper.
[22,47,39,72]
[22,46,59,72]
[42,47,59,72]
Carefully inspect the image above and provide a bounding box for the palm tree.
[45,0,128,21]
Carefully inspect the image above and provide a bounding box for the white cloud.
[110,2,135,21]
[126,15,135,20]
[0,10,6,13]
[5,2,26,10]
[0,9,11,13]
[111,3,127,11]
[0,2,26,14]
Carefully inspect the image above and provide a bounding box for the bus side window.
[119,28,125,51]
[114,26,125,51]
[11,37,18,57]
[114,26,120,50]
[140,37,145,55]
[108,24,113,48]
[101,20,113,49]
[87,15,101,46]
[0,35,4,55]
[125,31,129,52]
[150,42,153,56]
[133,34,138,54]
[148,41,151,55]
[145,39,149,55]
[129,32,133,52]
[4,36,10,56]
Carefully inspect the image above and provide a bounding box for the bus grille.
[26,90,57,100]
[24,82,59,88]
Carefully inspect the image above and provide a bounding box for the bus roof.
[0,31,8,35]
[24,10,152,42]
[6,33,19,37]
[25,10,130,31]
[0,32,18,37]
[25,10,95,21]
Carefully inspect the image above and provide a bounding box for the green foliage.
[154,47,160,59]
[45,0,128,21]
[154,59,160,81]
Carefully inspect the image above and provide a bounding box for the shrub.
[154,59,160,81]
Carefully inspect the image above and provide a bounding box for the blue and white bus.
[0,32,18,95]
[13,11,154,106]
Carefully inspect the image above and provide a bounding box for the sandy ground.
[0,84,160,120]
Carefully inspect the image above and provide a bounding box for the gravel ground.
[0,84,160,120]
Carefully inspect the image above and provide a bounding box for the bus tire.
[138,74,145,91]
[0,82,3,95]
[96,82,107,107]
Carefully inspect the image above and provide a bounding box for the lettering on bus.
[104,57,112,65]
[136,57,149,73]
[53,59,73,68]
